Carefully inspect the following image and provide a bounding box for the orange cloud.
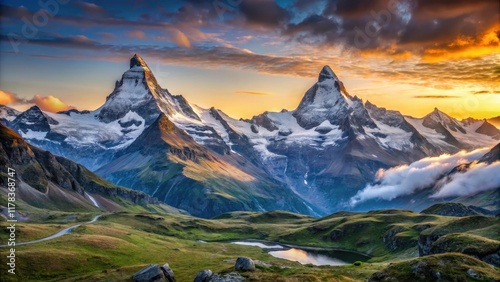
[0,90,23,105]
[29,94,73,113]
[422,25,500,63]
[234,91,273,96]
[169,28,191,48]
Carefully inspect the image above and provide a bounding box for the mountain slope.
[96,113,317,218]
[0,123,173,213]
[200,68,446,212]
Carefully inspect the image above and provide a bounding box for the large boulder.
[194,270,213,282]
[161,263,175,282]
[235,257,256,272]
[133,263,175,282]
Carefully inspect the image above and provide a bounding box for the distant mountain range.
[1,54,498,217]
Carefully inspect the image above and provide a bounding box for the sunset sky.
[0,0,499,120]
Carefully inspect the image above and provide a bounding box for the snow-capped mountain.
[95,112,317,218]
[406,109,499,152]
[2,54,498,216]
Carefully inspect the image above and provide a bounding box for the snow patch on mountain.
[19,129,48,140]
[364,120,413,150]
[44,110,145,149]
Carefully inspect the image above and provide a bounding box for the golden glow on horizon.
[423,24,500,63]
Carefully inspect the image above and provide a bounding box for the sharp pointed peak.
[318,65,339,82]
[130,54,149,69]
[27,105,42,112]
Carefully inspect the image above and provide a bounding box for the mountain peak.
[318,65,339,82]
[130,54,149,69]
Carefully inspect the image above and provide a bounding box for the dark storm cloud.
[323,0,388,19]
[239,0,291,28]
[286,0,499,53]
[2,0,498,53]
[411,0,496,19]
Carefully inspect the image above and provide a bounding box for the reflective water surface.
[231,241,369,266]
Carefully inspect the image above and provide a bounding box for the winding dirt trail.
[0,215,101,247]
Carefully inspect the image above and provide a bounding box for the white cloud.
[348,148,490,207]
[431,161,500,198]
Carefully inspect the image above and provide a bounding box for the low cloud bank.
[349,148,493,207]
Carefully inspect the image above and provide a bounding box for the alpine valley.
[1,54,499,218]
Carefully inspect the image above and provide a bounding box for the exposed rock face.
[194,270,213,282]
[210,272,245,282]
[132,264,175,282]
[293,66,352,130]
[479,143,500,163]
[132,265,163,282]
[476,121,500,139]
[161,264,175,282]
[234,257,256,272]
[251,112,278,132]
[10,106,57,134]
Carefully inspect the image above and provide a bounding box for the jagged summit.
[293,65,353,129]
[318,65,339,82]
[97,55,200,126]
[422,107,466,134]
[425,108,455,123]
[130,54,149,69]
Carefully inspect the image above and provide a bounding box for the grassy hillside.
[1,208,498,281]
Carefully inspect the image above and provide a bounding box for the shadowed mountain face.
[0,123,162,212]
[2,54,498,216]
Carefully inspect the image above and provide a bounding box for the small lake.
[231,241,369,266]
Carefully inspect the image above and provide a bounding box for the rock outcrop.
[234,257,256,272]
[194,270,245,282]
[132,263,175,282]
[421,203,478,217]
[194,270,213,282]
